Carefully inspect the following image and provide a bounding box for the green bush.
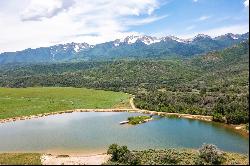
[107,144,141,165]
[122,152,141,165]
[226,111,249,124]
[197,144,225,165]
[212,113,226,123]
[128,116,150,125]
[107,144,119,161]
[160,149,181,164]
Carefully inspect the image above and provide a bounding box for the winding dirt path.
[129,96,138,110]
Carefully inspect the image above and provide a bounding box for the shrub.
[200,88,207,95]
[117,146,130,163]
[107,144,119,161]
[122,152,141,165]
[212,113,226,123]
[160,149,181,164]
[197,144,225,165]
[128,116,150,125]
[107,144,141,164]
[226,111,249,124]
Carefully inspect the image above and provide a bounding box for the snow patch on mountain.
[140,36,161,45]
[124,35,139,44]
[74,45,80,52]
[113,35,161,46]
[161,36,192,43]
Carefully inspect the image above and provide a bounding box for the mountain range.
[0,32,248,64]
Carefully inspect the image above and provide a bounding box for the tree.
[107,144,141,165]
[196,144,225,165]
[107,144,119,161]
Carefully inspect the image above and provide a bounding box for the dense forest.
[0,41,249,124]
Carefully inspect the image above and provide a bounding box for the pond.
[0,112,248,154]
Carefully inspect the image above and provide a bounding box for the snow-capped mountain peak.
[124,35,140,44]
[225,33,240,40]
[50,42,92,55]
[214,33,242,40]
[161,36,191,43]
[193,34,211,39]
[68,42,92,52]
[138,36,161,45]
[0,32,248,64]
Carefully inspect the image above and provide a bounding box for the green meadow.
[0,87,130,119]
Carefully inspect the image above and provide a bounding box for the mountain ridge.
[0,32,248,64]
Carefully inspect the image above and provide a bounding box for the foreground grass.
[131,149,249,165]
[1,148,248,165]
[0,87,130,119]
[105,144,249,165]
[0,153,41,165]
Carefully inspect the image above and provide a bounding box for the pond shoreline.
[0,108,248,136]
[0,108,213,123]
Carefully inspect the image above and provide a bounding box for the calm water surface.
[0,112,248,154]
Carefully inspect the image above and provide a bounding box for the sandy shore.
[41,153,110,165]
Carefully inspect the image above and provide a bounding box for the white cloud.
[21,0,75,21]
[0,0,161,52]
[178,24,249,39]
[193,0,198,2]
[197,15,211,21]
[122,15,168,26]
[186,25,196,31]
[244,0,249,7]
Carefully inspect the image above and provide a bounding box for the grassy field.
[0,153,41,165]
[0,87,130,119]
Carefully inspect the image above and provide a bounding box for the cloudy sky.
[0,0,249,53]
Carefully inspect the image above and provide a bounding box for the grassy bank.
[0,153,41,165]
[0,87,130,119]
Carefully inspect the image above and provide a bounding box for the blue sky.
[131,0,249,37]
[0,0,249,52]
